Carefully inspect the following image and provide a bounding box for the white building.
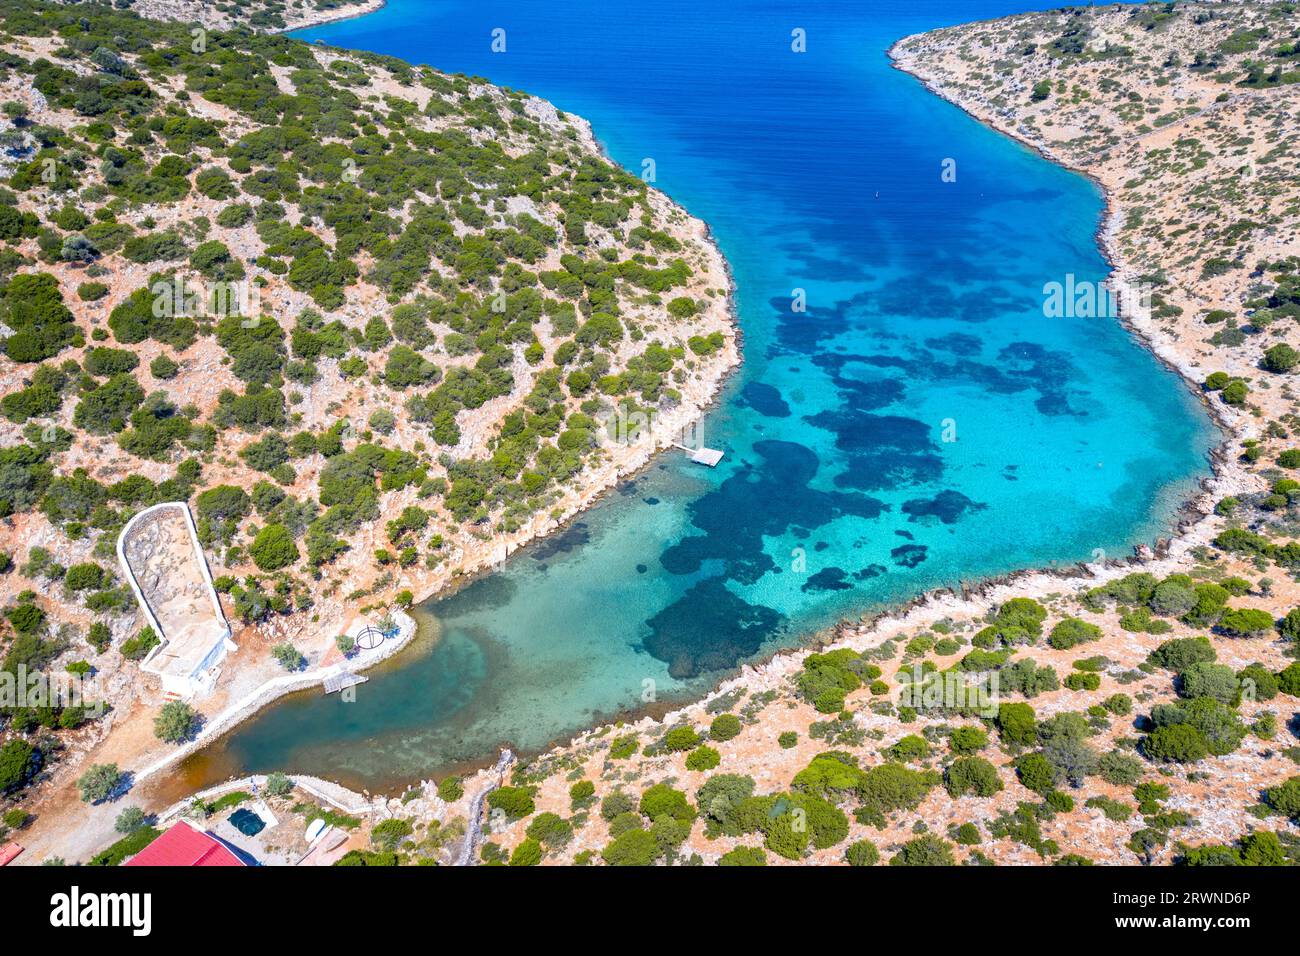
[117,502,235,700]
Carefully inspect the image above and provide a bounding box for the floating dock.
[323,671,368,695]
[673,442,724,467]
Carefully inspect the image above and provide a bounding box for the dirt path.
[453,750,514,867]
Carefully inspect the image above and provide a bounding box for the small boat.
[305,818,328,843]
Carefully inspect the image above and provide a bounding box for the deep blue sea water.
[198,0,1218,789]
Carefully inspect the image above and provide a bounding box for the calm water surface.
[191,0,1216,790]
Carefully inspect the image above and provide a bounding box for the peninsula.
[0,0,736,863]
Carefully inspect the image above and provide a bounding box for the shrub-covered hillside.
[0,0,735,697]
[72,0,383,35]
[892,2,1300,423]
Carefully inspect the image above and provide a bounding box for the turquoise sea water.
[204,0,1218,789]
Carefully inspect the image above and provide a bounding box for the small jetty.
[673,442,724,467]
[323,671,368,695]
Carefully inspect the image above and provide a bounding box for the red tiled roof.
[0,843,22,866]
[125,821,246,867]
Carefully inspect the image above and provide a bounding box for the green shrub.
[120,626,159,661]
[1151,697,1245,756]
[78,281,109,302]
[0,740,36,794]
[271,643,304,671]
[601,828,657,866]
[84,346,139,377]
[764,806,811,860]
[945,756,1003,798]
[1179,662,1241,705]
[886,734,930,763]
[1098,751,1144,786]
[996,702,1037,746]
[1149,636,1216,671]
[249,523,298,571]
[1103,693,1132,716]
[1239,831,1286,865]
[1045,790,1075,813]
[149,355,179,379]
[1218,607,1274,637]
[64,562,108,593]
[717,845,766,866]
[1280,662,1300,697]
[525,812,573,848]
[113,807,147,834]
[949,726,988,754]
[792,753,866,802]
[855,763,939,828]
[1279,608,1300,641]
[77,763,123,803]
[437,776,464,802]
[1049,616,1102,650]
[265,772,293,797]
[1064,672,1101,691]
[87,622,112,654]
[639,784,695,825]
[73,373,144,434]
[153,700,197,743]
[371,818,414,850]
[709,713,742,741]
[88,827,161,867]
[982,598,1047,646]
[1237,664,1278,702]
[1221,379,1248,405]
[662,726,701,752]
[608,734,639,759]
[845,839,880,866]
[796,649,863,713]
[569,780,595,810]
[685,746,720,771]
[1,273,77,363]
[1264,777,1300,819]
[1144,724,1210,763]
[1263,343,1299,373]
[487,786,536,820]
[667,296,699,318]
[890,834,955,866]
[508,838,542,866]
[1015,752,1057,795]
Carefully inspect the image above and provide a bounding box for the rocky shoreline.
[403,16,1281,810]
[151,23,746,782]
[212,21,1261,803]
[273,0,388,35]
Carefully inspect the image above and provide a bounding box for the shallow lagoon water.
[202,0,1218,789]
